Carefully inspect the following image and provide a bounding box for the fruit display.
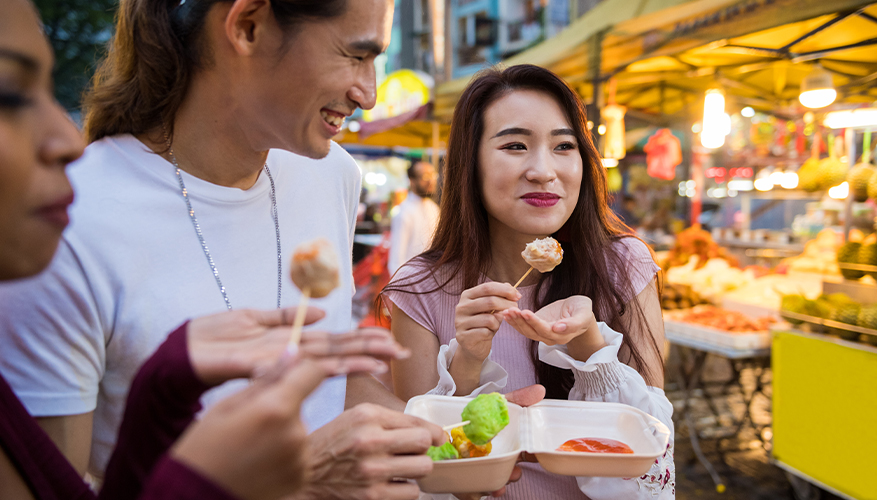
[830,303,861,340]
[858,305,877,346]
[666,256,755,300]
[859,241,877,280]
[722,273,822,312]
[836,233,877,282]
[779,229,840,275]
[665,305,775,332]
[849,163,875,202]
[837,241,864,280]
[664,226,738,270]
[779,292,877,346]
[661,283,710,310]
[799,135,848,193]
[848,130,875,202]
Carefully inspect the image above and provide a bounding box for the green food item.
[831,304,861,340]
[462,393,509,446]
[838,242,864,280]
[813,293,856,321]
[858,305,877,329]
[427,442,460,461]
[849,164,875,202]
[858,243,877,279]
[780,294,809,324]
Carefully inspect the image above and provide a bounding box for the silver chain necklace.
[167,143,282,310]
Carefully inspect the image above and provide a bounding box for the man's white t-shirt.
[0,135,361,476]
[388,192,440,275]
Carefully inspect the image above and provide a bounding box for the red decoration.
[644,129,681,180]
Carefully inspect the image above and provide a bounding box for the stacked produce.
[799,135,848,193]
[836,232,877,282]
[780,292,877,346]
[848,129,876,202]
[666,256,755,300]
[665,305,775,332]
[722,273,822,313]
[661,283,710,310]
[664,226,738,270]
[778,229,840,275]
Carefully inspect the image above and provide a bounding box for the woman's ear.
[224,0,272,56]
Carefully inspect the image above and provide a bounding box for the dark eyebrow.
[0,49,39,73]
[551,128,575,136]
[349,40,385,57]
[491,127,531,139]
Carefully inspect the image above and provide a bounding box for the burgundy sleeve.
[137,455,240,500]
[99,322,212,500]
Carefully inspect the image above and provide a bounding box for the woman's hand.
[502,295,606,361]
[454,283,520,362]
[450,283,520,394]
[187,306,410,386]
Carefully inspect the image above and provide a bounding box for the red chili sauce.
[556,437,634,454]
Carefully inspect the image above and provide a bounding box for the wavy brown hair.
[383,64,663,397]
[82,0,347,144]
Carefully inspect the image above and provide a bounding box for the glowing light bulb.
[780,171,798,189]
[828,182,849,199]
[701,89,729,149]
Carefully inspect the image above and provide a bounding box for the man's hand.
[295,404,446,500]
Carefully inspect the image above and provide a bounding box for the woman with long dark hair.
[383,65,675,498]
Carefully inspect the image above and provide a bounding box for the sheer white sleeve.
[539,323,676,499]
[426,339,509,396]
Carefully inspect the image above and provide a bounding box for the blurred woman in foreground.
[0,1,410,499]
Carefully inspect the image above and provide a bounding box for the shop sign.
[363,70,434,122]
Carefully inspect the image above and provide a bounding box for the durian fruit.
[830,303,861,340]
[858,241,877,280]
[798,156,822,192]
[858,305,877,346]
[780,294,809,324]
[869,168,877,201]
[849,130,874,202]
[837,241,863,280]
[817,135,848,191]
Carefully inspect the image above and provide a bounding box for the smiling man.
[0,1,447,499]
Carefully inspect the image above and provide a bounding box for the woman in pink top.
[383,65,674,499]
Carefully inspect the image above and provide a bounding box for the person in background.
[0,1,415,499]
[0,0,446,499]
[388,160,440,275]
[616,194,641,229]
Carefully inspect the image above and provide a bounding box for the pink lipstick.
[522,192,560,207]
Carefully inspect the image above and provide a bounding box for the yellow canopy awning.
[435,0,877,121]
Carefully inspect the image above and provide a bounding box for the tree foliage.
[33,0,118,111]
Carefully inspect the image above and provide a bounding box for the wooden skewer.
[442,420,470,432]
[512,266,534,290]
[490,267,534,315]
[288,287,311,349]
